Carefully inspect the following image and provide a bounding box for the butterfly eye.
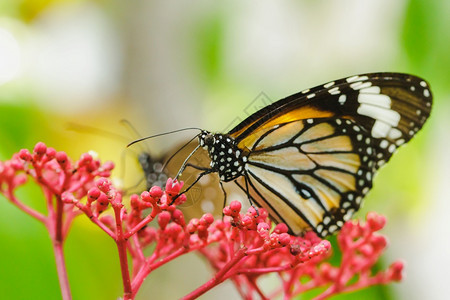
[204,134,215,146]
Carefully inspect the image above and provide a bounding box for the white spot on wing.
[360,86,381,94]
[306,93,316,99]
[358,94,391,108]
[388,128,402,139]
[350,81,372,90]
[380,140,389,149]
[328,87,340,95]
[357,104,401,127]
[338,94,347,105]
[371,121,392,138]
[324,81,335,88]
[346,75,369,83]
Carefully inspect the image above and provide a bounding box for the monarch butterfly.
[174,72,432,237]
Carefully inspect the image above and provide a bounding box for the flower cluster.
[0,143,404,300]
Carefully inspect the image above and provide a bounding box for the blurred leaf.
[0,103,47,159]
[192,15,225,82]
[402,0,450,92]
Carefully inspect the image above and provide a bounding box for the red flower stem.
[181,247,247,300]
[130,234,145,263]
[52,236,72,300]
[124,208,160,239]
[49,193,72,300]
[236,264,294,275]
[340,273,388,293]
[5,188,46,223]
[113,207,132,300]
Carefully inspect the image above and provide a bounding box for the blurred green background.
[0,0,449,299]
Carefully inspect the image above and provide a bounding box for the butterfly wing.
[230,73,432,168]
[229,73,432,236]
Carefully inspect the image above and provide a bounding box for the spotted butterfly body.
[191,73,432,237]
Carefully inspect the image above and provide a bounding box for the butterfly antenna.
[127,127,202,148]
[161,134,200,171]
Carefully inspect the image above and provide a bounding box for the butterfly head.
[199,131,248,182]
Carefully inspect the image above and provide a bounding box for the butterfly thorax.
[199,131,248,182]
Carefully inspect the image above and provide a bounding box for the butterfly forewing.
[231,73,431,167]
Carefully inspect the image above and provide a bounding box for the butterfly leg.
[219,181,227,218]
[243,174,259,217]
[170,166,213,205]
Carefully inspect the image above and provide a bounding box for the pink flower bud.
[140,191,153,203]
[257,222,270,233]
[187,218,199,234]
[173,209,186,227]
[55,151,68,166]
[200,213,214,225]
[366,212,386,231]
[359,244,373,256]
[101,160,114,170]
[130,194,140,209]
[61,192,75,204]
[222,206,231,216]
[229,201,241,216]
[46,147,56,159]
[96,178,111,193]
[241,215,253,228]
[158,211,171,230]
[87,187,101,202]
[79,153,93,165]
[387,261,404,281]
[97,193,109,206]
[274,223,289,234]
[278,233,291,246]
[370,234,388,251]
[33,142,47,156]
[18,149,32,161]
[149,186,163,199]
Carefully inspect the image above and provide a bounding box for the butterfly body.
[179,73,432,237]
[199,131,249,182]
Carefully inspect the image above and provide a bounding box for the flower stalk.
[0,143,404,299]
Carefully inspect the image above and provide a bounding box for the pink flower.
[0,143,404,300]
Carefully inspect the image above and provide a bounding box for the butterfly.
[176,72,432,237]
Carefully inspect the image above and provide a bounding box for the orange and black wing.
[230,73,432,236]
